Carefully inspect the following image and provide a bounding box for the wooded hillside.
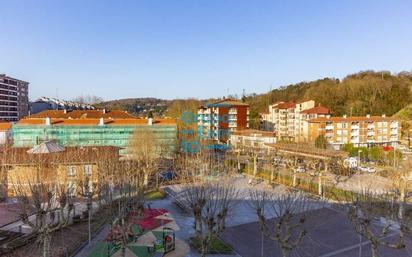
[245,71,412,128]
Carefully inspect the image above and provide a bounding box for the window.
[67,166,76,177]
[84,165,93,176]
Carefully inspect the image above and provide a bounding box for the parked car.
[358,166,376,173]
[357,166,369,172]
[158,170,175,181]
[294,166,306,173]
[366,167,376,173]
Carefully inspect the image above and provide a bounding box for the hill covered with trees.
[94,98,171,117]
[244,71,412,128]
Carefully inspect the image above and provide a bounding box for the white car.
[358,166,375,173]
[294,166,306,173]
[366,167,376,173]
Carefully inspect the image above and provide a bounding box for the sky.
[1,0,411,101]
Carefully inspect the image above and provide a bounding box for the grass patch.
[190,236,233,254]
[144,189,166,200]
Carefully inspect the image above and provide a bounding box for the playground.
[86,208,189,257]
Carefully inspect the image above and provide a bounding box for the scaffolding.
[12,124,177,155]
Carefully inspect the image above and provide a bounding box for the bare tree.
[13,177,73,257]
[128,127,163,187]
[390,157,412,220]
[177,180,239,257]
[76,174,99,244]
[346,190,409,257]
[72,95,103,104]
[102,160,148,257]
[249,190,312,257]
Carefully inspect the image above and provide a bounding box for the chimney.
[366,114,370,118]
[382,114,386,118]
[45,117,51,126]
[148,118,153,125]
[326,114,331,119]
[64,109,67,114]
[102,109,106,114]
[98,117,104,126]
[343,114,347,118]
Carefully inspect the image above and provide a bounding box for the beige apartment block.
[308,114,400,150]
[261,100,330,142]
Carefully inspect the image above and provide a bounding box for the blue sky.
[1,0,411,101]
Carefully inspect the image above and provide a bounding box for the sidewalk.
[1,201,97,234]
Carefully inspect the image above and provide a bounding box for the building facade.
[11,110,177,155]
[197,99,249,142]
[308,115,400,150]
[229,129,276,149]
[261,100,330,142]
[30,97,95,115]
[0,74,29,121]
[0,144,120,198]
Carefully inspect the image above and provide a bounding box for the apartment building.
[0,74,29,121]
[1,143,120,198]
[308,115,400,150]
[229,129,276,149]
[197,99,249,142]
[31,96,95,115]
[261,100,330,142]
[12,109,177,156]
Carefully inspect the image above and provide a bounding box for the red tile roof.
[28,110,137,119]
[16,118,176,126]
[276,101,296,109]
[301,106,330,115]
[309,116,396,123]
[206,98,249,107]
[0,122,12,131]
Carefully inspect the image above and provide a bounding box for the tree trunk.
[88,204,92,244]
[201,237,208,257]
[399,186,406,219]
[293,172,297,187]
[144,173,149,187]
[43,234,51,257]
[253,155,257,176]
[318,174,322,196]
[319,165,327,197]
[281,247,290,257]
[371,243,378,257]
[121,245,126,257]
[237,151,241,172]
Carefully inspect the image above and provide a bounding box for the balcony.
[367,131,374,136]
[229,108,237,114]
[325,125,334,130]
[351,125,360,129]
